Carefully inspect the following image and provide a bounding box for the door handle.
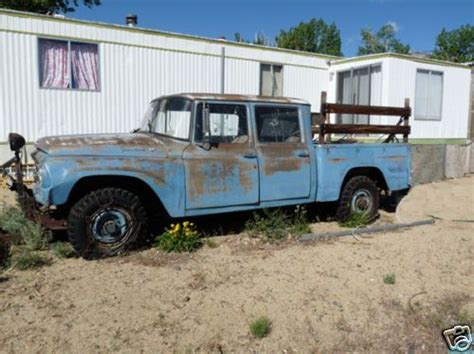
[298,152,310,158]
[243,153,257,159]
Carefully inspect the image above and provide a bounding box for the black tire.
[336,176,379,222]
[67,188,148,259]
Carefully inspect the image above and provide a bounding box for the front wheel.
[336,176,379,222]
[67,188,149,259]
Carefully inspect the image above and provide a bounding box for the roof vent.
[126,14,138,27]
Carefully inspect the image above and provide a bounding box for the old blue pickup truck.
[2,93,411,258]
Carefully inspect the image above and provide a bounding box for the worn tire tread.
[336,175,379,222]
[67,188,148,259]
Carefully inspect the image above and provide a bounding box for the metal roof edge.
[0,8,341,61]
[330,52,470,69]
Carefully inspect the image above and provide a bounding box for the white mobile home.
[328,53,471,140]
[0,9,471,158]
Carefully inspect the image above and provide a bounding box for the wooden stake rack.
[315,91,411,144]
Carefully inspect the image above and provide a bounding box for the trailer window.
[415,70,443,121]
[260,64,283,97]
[255,106,300,143]
[38,38,100,91]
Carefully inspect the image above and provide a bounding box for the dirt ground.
[0,177,473,353]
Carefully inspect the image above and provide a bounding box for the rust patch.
[385,155,405,161]
[258,144,308,176]
[328,157,348,164]
[184,145,256,201]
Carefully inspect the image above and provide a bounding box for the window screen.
[260,64,283,96]
[39,38,99,91]
[255,106,300,143]
[415,70,443,120]
[195,103,249,144]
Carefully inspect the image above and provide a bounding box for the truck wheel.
[336,176,379,222]
[67,188,148,259]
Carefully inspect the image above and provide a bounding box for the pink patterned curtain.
[39,40,69,88]
[71,43,99,90]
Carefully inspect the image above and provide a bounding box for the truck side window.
[255,106,300,143]
[195,103,249,144]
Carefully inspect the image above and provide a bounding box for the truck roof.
[157,93,310,105]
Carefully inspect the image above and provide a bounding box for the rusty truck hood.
[35,133,188,157]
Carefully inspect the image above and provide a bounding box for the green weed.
[245,206,310,243]
[0,207,50,250]
[249,316,272,338]
[51,241,76,258]
[10,246,50,271]
[383,273,396,284]
[339,212,371,228]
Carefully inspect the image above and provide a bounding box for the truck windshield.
[140,98,192,140]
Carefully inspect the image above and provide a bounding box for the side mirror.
[8,133,25,152]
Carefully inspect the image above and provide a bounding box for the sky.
[72,0,473,57]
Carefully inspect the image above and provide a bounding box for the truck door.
[253,105,311,202]
[184,102,259,210]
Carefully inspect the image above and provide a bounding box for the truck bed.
[314,143,411,202]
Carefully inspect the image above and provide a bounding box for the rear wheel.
[67,188,148,259]
[336,176,379,222]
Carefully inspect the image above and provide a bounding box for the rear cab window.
[254,106,301,143]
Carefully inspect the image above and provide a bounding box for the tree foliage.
[234,32,270,46]
[0,0,101,14]
[432,25,474,63]
[275,18,342,56]
[358,23,410,55]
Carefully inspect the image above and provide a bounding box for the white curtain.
[337,70,352,124]
[260,64,273,96]
[166,111,190,139]
[273,65,283,96]
[369,66,382,124]
[428,72,443,119]
[39,40,69,89]
[415,70,429,119]
[71,42,100,90]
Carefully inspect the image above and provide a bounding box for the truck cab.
[2,93,411,258]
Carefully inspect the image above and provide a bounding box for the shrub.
[155,221,203,253]
[245,206,310,243]
[249,316,272,338]
[51,241,76,258]
[10,246,50,271]
[383,273,396,285]
[0,207,50,250]
[339,212,371,228]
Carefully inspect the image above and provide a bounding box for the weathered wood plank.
[317,124,411,135]
[322,103,411,117]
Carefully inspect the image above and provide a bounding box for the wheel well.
[341,167,388,192]
[65,175,168,218]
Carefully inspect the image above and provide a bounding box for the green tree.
[432,25,474,63]
[0,0,101,14]
[234,31,270,46]
[275,18,342,56]
[358,23,410,55]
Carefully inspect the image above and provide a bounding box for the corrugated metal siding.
[284,65,329,110]
[0,12,330,142]
[329,57,471,138]
[387,57,470,139]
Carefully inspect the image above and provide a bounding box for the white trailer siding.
[0,10,332,144]
[329,54,471,139]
